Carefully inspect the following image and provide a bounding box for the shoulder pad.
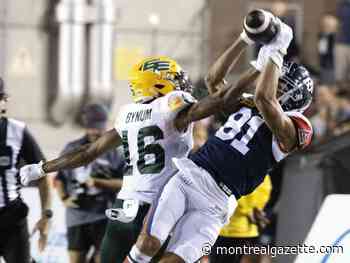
[166,91,196,113]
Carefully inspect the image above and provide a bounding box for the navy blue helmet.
[278,61,314,113]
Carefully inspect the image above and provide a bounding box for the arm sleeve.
[18,128,45,164]
[286,111,313,149]
[272,112,313,161]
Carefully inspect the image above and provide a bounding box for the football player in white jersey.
[19,54,251,262]
[113,57,197,208]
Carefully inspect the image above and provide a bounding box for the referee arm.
[19,128,52,251]
[19,128,52,213]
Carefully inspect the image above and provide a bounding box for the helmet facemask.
[165,70,193,94]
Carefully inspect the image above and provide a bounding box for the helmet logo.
[142,59,170,73]
[278,61,314,112]
[302,77,314,93]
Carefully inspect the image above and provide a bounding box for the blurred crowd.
[277,0,350,145]
[283,0,350,145]
[307,0,350,145]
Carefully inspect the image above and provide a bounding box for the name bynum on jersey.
[114,90,195,204]
[125,109,152,123]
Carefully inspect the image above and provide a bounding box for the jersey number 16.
[122,125,165,174]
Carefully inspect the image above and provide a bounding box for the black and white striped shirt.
[0,117,44,208]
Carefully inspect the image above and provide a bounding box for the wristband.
[38,160,46,175]
[240,31,255,46]
[250,60,261,72]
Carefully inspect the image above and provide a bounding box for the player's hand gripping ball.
[243,9,280,45]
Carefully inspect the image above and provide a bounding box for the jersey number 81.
[216,108,264,155]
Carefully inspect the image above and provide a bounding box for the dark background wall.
[207,0,338,70]
[276,132,350,262]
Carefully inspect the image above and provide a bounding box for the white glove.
[105,199,140,223]
[268,17,293,55]
[105,208,135,223]
[251,18,293,71]
[250,46,270,72]
[251,46,284,72]
[20,161,46,186]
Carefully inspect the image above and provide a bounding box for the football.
[243,9,280,44]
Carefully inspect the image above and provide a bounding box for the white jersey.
[114,90,195,204]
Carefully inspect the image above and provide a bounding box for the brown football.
[243,9,280,44]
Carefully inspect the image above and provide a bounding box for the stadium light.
[148,13,160,26]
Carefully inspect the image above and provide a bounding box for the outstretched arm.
[174,88,228,131]
[43,129,121,173]
[205,37,249,94]
[174,67,259,131]
[222,67,259,109]
[21,129,122,186]
[173,33,258,131]
[254,60,297,152]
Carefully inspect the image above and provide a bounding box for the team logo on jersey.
[168,93,195,112]
[168,94,186,112]
[142,59,170,73]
